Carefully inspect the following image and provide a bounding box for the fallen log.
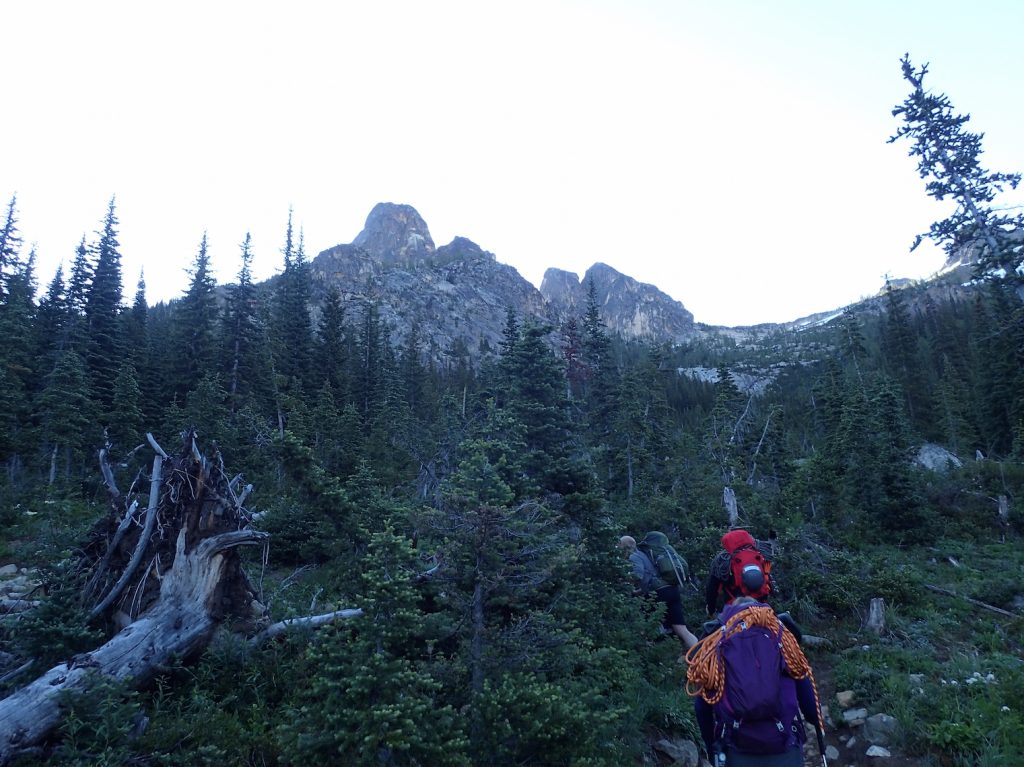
[251,607,364,644]
[925,584,1019,618]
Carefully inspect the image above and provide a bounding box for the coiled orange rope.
[685,604,823,730]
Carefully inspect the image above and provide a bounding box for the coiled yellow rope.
[685,604,823,730]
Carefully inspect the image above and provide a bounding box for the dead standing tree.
[0,431,269,765]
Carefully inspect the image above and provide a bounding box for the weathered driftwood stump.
[0,432,268,765]
[866,597,886,635]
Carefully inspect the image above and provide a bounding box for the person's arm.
[795,677,821,729]
[704,572,720,616]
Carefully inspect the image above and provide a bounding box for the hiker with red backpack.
[704,529,776,616]
[686,596,825,766]
[703,529,803,643]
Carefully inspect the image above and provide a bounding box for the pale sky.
[3,0,1022,326]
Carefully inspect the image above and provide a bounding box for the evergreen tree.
[560,316,586,400]
[500,321,577,495]
[36,351,95,483]
[838,307,868,383]
[890,54,1024,289]
[880,282,930,429]
[973,285,1024,454]
[314,285,350,396]
[279,527,469,766]
[123,271,155,422]
[608,347,673,499]
[0,248,39,479]
[64,236,93,353]
[353,301,386,422]
[107,363,145,454]
[580,278,618,428]
[706,365,745,486]
[36,265,69,366]
[83,198,126,418]
[0,195,22,296]
[271,213,314,388]
[173,233,220,398]
[223,233,271,412]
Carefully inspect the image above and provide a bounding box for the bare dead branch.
[925,584,1019,618]
[250,608,364,644]
[90,454,163,619]
[98,447,120,500]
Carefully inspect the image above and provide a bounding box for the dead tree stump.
[0,432,268,765]
[866,597,886,635]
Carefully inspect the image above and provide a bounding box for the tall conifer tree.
[891,54,1024,290]
[84,198,125,417]
[174,232,220,397]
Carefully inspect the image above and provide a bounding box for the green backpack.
[638,531,689,589]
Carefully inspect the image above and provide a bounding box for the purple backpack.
[713,604,804,754]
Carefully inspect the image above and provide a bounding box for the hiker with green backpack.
[619,532,699,651]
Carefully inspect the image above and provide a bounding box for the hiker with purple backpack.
[685,596,826,766]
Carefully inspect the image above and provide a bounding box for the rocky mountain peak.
[541,262,695,340]
[539,268,584,311]
[311,203,702,362]
[351,202,435,265]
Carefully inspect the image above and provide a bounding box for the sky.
[3,1,1023,327]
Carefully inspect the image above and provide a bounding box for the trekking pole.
[816,727,828,767]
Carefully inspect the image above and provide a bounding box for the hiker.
[686,597,824,766]
[619,534,698,651]
[704,529,776,616]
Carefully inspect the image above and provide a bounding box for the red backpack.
[719,530,773,602]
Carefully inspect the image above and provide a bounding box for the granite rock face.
[541,262,696,342]
[351,202,435,266]
[311,207,555,361]
[311,204,698,363]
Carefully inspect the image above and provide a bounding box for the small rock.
[846,737,858,749]
[654,738,699,767]
[842,708,868,725]
[864,713,900,746]
[0,576,27,591]
[825,745,840,760]
[836,690,855,708]
[908,673,924,685]
[866,744,892,758]
[0,564,18,577]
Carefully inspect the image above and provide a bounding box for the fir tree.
[500,321,577,495]
[279,527,469,766]
[272,213,314,388]
[36,351,95,483]
[84,198,126,417]
[173,233,220,398]
[314,285,350,396]
[64,236,93,353]
[890,54,1024,290]
[223,233,271,412]
[0,248,39,478]
[107,363,145,454]
[0,195,23,297]
[36,265,69,365]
